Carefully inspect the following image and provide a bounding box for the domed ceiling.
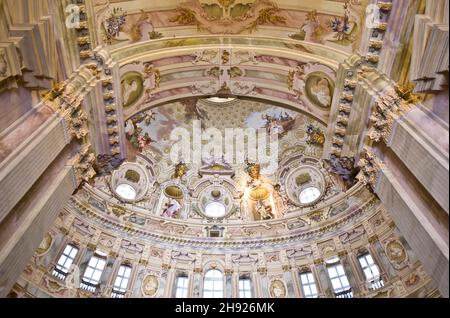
[6,0,445,299]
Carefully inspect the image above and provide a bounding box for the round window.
[204,202,226,218]
[299,187,321,204]
[115,184,137,200]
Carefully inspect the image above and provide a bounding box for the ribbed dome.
[164,186,183,199]
[249,186,270,201]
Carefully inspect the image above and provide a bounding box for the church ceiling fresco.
[93,0,368,54]
[123,99,326,162]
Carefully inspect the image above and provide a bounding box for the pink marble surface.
[0,105,55,164]
[151,56,195,68]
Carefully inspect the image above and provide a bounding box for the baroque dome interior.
[0,0,448,300]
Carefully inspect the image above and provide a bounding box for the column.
[100,252,119,297]
[339,252,361,297]
[313,259,334,298]
[257,267,269,298]
[346,251,367,296]
[224,269,233,298]
[157,263,170,298]
[164,266,177,297]
[192,268,203,298]
[291,266,303,298]
[282,265,295,298]
[130,259,148,298]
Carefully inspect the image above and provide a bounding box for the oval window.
[115,184,137,200]
[299,187,321,204]
[204,202,226,218]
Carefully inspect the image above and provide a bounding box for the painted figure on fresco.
[310,78,332,107]
[262,112,296,137]
[162,198,181,218]
[256,200,273,220]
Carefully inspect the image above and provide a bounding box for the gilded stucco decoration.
[35,233,53,256]
[287,63,335,107]
[385,239,409,270]
[141,275,159,297]
[169,0,286,34]
[269,279,287,298]
[120,62,161,109]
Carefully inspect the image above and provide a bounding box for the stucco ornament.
[269,279,287,298]
[385,239,409,269]
[142,275,159,297]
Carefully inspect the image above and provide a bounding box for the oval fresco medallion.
[385,240,408,266]
[304,72,334,108]
[269,279,287,298]
[121,71,144,108]
[141,274,159,297]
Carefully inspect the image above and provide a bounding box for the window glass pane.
[371,265,380,277]
[299,187,321,204]
[203,270,223,298]
[340,276,349,288]
[301,275,309,284]
[57,256,68,266]
[116,184,137,200]
[331,279,341,290]
[328,267,337,278]
[359,257,367,267]
[336,265,345,276]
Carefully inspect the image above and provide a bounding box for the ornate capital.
[313,258,323,265]
[367,88,411,144]
[139,259,148,266]
[86,243,97,251]
[69,144,97,184]
[161,263,171,270]
[356,147,383,188]
[368,235,379,244]
[257,267,267,274]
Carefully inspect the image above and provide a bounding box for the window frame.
[53,244,79,279]
[111,264,132,297]
[326,262,352,295]
[299,271,318,298]
[358,253,384,290]
[175,275,189,298]
[238,276,252,298]
[81,253,107,287]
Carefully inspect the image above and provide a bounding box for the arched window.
[115,183,137,200]
[203,269,223,298]
[204,202,226,218]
